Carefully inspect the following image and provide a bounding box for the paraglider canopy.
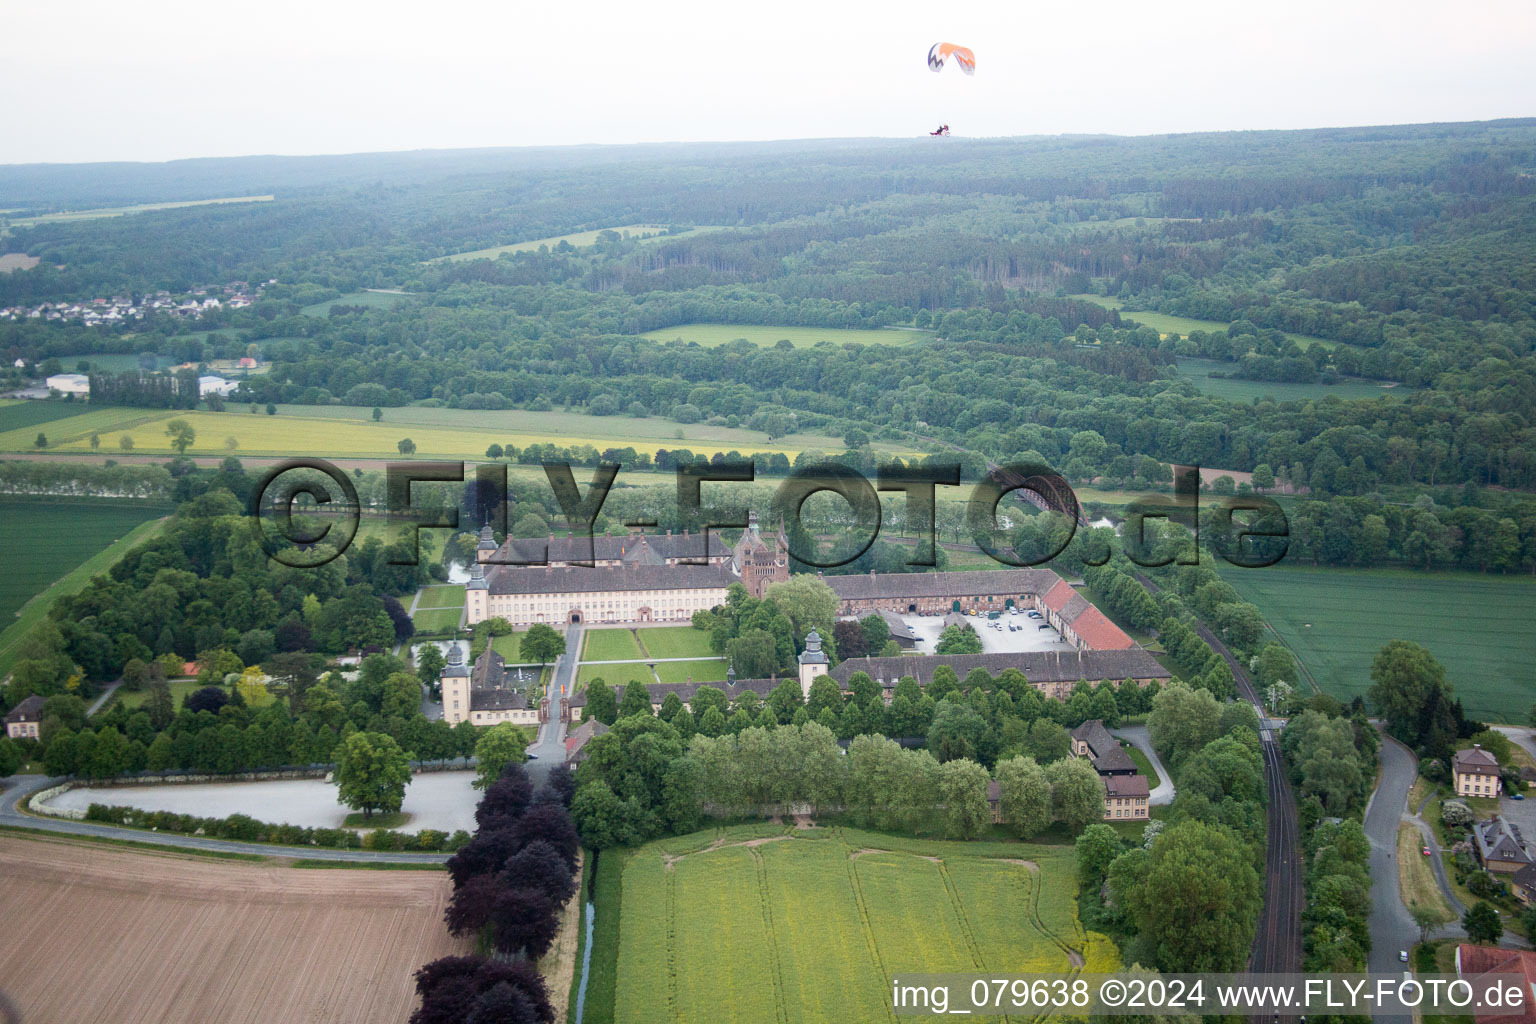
[927,42,975,76]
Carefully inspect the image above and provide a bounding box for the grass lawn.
[416,584,466,609]
[299,290,415,316]
[1121,742,1161,789]
[577,662,654,690]
[1173,357,1408,404]
[608,825,1114,1024]
[1216,565,1536,723]
[490,632,523,662]
[582,846,633,1024]
[582,628,646,662]
[56,408,829,460]
[640,323,930,349]
[1067,295,1340,350]
[0,506,169,677]
[430,224,722,263]
[651,659,729,685]
[115,679,204,711]
[1398,821,1454,924]
[0,400,109,437]
[412,607,463,633]
[634,626,715,660]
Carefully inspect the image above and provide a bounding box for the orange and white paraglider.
[926,43,973,136]
[927,42,975,76]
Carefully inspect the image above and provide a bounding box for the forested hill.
[4,120,1536,502]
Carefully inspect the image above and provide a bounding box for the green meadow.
[1173,358,1407,403]
[1068,295,1339,349]
[1216,564,1536,723]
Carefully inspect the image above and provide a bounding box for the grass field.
[430,224,723,263]
[4,195,274,227]
[1217,564,1536,722]
[577,662,654,689]
[1174,358,1407,404]
[582,628,646,662]
[635,626,715,660]
[115,679,203,711]
[640,323,930,349]
[0,253,41,272]
[605,825,1114,1024]
[273,402,849,453]
[416,584,466,608]
[412,607,463,632]
[490,632,524,662]
[299,290,414,316]
[0,497,170,652]
[0,400,122,436]
[0,407,168,451]
[1068,295,1339,350]
[54,408,829,460]
[1122,743,1161,790]
[1397,821,1453,924]
[652,659,729,684]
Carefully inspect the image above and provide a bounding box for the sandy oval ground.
[0,832,469,1023]
[45,770,481,833]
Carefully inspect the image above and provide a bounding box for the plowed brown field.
[0,834,469,1023]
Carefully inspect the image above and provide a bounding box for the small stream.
[572,899,596,1024]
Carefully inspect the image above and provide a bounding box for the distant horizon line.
[4,115,1534,171]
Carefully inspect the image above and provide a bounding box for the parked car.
[1027,611,1042,619]
[1037,623,1051,630]
[1515,792,1527,800]
[1422,846,1431,856]
[1399,950,1408,963]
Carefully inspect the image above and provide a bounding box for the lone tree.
[398,437,417,455]
[335,730,413,820]
[33,432,46,448]
[164,418,196,454]
[520,622,565,671]
[1464,900,1503,945]
[473,723,529,789]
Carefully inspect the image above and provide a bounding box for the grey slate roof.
[1071,719,1137,774]
[828,649,1170,687]
[485,560,736,596]
[488,531,731,567]
[1474,817,1532,865]
[469,648,530,712]
[1454,746,1501,777]
[3,694,44,723]
[823,568,1059,601]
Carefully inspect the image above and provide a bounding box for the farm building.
[45,372,89,395]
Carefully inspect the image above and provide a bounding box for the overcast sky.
[4,0,1533,165]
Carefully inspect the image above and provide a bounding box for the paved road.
[85,681,121,717]
[0,774,450,863]
[523,624,579,786]
[1110,725,1175,806]
[1365,733,1419,1024]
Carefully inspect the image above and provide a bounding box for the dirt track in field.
[0,833,469,1023]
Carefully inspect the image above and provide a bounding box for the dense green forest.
[4,121,1536,547]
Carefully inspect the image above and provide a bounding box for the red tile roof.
[1069,606,1135,650]
[1456,945,1536,1024]
[1041,579,1076,612]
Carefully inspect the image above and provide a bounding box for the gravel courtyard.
[44,770,481,832]
[901,610,1068,654]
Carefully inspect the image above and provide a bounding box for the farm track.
[0,831,469,1023]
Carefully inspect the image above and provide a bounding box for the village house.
[3,695,44,740]
[439,644,542,728]
[1454,745,1503,798]
[1473,816,1533,874]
